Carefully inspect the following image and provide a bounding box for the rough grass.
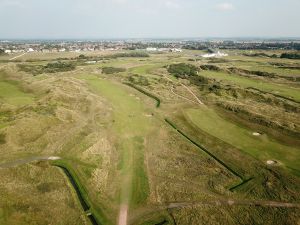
[0,162,87,225]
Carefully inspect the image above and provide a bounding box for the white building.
[170,48,182,53]
[202,51,228,58]
[146,47,157,52]
[27,48,35,53]
[5,49,12,54]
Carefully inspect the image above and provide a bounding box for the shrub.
[111,52,149,58]
[280,53,300,59]
[128,74,150,86]
[200,64,222,71]
[167,63,198,78]
[43,61,76,73]
[0,133,6,144]
[102,67,126,74]
[18,61,76,75]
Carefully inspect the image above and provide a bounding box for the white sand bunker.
[267,160,277,165]
[48,156,61,161]
[252,132,261,136]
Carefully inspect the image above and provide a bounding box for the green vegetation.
[128,74,150,86]
[102,66,126,74]
[0,80,34,106]
[112,52,150,58]
[167,63,198,78]
[0,132,6,144]
[18,61,76,75]
[280,52,300,59]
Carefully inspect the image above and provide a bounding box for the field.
[0,49,299,225]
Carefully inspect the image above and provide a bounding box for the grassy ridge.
[184,107,300,173]
[199,71,300,102]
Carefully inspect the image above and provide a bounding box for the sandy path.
[9,53,26,61]
[163,74,204,105]
[170,86,199,104]
[0,156,61,169]
[118,204,129,225]
[117,146,134,225]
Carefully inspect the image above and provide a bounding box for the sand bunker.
[266,160,277,165]
[252,132,261,136]
[48,156,61,160]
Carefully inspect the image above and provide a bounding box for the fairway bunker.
[252,132,261,136]
[267,160,277,165]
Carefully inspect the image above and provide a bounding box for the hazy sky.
[0,0,299,38]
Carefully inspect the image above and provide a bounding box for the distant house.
[146,47,157,52]
[158,48,169,52]
[5,49,12,54]
[27,48,35,53]
[170,48,182,53]
[59,48,66,52]
[85,61,97,64]
[42,49,50,53]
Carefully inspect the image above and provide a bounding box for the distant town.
[1,38,300,54]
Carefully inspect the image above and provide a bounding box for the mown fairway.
[81,75,153,208]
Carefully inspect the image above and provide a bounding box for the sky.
[0,0,299,39]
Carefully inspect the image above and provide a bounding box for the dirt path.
[0,156,61,169]
[117,144,134,225]
[163,74,204,105]
[9,53,26,61]
[170,86,199,104]
[118,204,129,225]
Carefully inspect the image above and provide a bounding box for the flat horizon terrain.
[0,49,300,225]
